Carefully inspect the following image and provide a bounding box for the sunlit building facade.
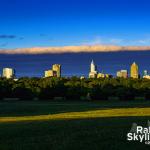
[3,68,15,79]
[44,64,61,78]
[89,60,98,78]
[130,62,139,79]
[117,70,128,78]
[45,70,55,77]
[97,73,105,78]
[52,64,61,77]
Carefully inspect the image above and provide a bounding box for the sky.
[0,0,150,49]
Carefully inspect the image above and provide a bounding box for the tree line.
[0,77,150,101]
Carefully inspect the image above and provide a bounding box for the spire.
[91,59,94,65]
[132,62,137,65]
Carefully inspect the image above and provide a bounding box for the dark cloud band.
[0,45,150,54]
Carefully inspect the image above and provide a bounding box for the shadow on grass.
[0,116,150,150]
[0,100,150,117]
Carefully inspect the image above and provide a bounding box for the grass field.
[0,100,150,150]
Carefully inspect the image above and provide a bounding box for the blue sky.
[0,0,150,49]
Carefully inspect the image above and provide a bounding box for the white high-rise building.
[89,60,98,78]
[90,60,96,72]
[3,68,15,79]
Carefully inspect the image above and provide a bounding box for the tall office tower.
[3,68,15,79]
[89,60,98,78]
[52,64,61,77]
[117,70,128,78]
[130,62,139,79]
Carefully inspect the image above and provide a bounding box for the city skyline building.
[2,68,15,79]
[97,73,105,78]
[45,70,56,78]
[117,70,128,78]
[143,70,148,76]
[143,70,150,79]
[1,61,149,79]
[44,64,61,78]
[130,62,139,79]
[89,60,98,78]
[52,64,61,77]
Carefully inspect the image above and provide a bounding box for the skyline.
[1,0,150,51]
[0,59,149,78]
[0,51,150,77]
[0,51,149,77]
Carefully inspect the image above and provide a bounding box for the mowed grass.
[0,100,150,150]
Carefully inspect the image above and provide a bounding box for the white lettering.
[127,133,133,141]
[137,126,143,134]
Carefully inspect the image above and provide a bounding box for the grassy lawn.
[0,100,150,150]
